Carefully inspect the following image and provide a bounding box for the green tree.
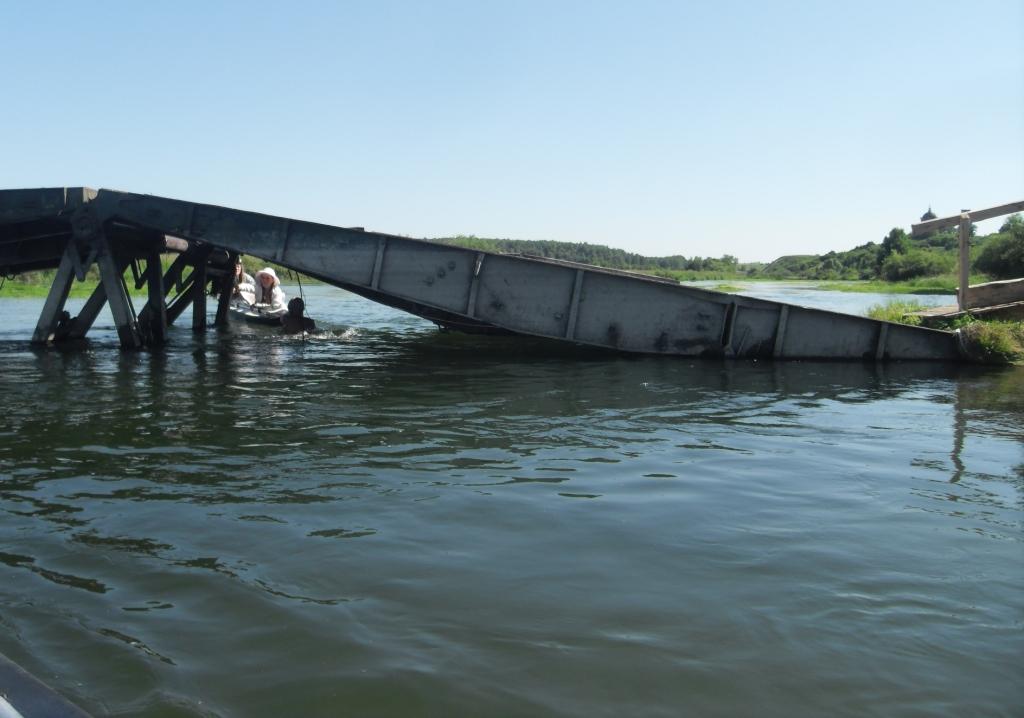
[879,228,908,264]
[879,248,953,281]
[975,221,1024,279]
[999,213,1023,233]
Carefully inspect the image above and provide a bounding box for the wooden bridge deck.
[911,300,1024,327]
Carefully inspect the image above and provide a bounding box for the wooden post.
[214,251,237,327]
[191,247,211,332]
[143,249,168,345]
[958,213,971,311]
[137,252,187,337]
[31,241,78,344]
[96,233,142,350]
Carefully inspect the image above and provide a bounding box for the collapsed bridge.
[0,187,960,360]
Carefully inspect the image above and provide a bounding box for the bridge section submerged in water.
[0,187,960,361]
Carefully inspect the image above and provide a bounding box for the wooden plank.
[912,199,1024,236]
[966,277,1024,309]
[0,187,92,224]
[913,300,1024,327]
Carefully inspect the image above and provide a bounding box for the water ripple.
[0,289,1022,717]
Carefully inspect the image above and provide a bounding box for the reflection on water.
[0,286,1021,717]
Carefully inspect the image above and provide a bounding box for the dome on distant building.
[920,207,937,221]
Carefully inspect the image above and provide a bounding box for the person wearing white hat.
[253,267,287,310]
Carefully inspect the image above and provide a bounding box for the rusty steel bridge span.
[0,187,960,361]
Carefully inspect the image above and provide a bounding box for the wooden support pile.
[29,205,234,350]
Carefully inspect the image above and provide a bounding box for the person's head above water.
[281,295,315,334]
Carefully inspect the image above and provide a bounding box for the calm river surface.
[0,284,1021,717]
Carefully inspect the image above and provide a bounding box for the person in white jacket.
[253,267,287,310]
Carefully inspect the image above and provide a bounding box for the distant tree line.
[436,236,750,278]
[436,213,1024,282]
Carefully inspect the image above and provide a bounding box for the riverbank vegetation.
[957,321,1024,364]
[439,213,1023,292]
[814,275,988,294]
[867,300,1024,365]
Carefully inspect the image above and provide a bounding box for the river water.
[0,284,1021,717]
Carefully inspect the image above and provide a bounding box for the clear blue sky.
[2,1,1021,261]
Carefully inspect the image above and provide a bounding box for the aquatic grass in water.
[865,300,927,326]
[710,284,746,293]
[818,273,991,295]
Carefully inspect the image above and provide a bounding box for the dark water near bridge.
[0,285,1021,717]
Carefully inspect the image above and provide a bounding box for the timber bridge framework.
[0,186,972,361]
